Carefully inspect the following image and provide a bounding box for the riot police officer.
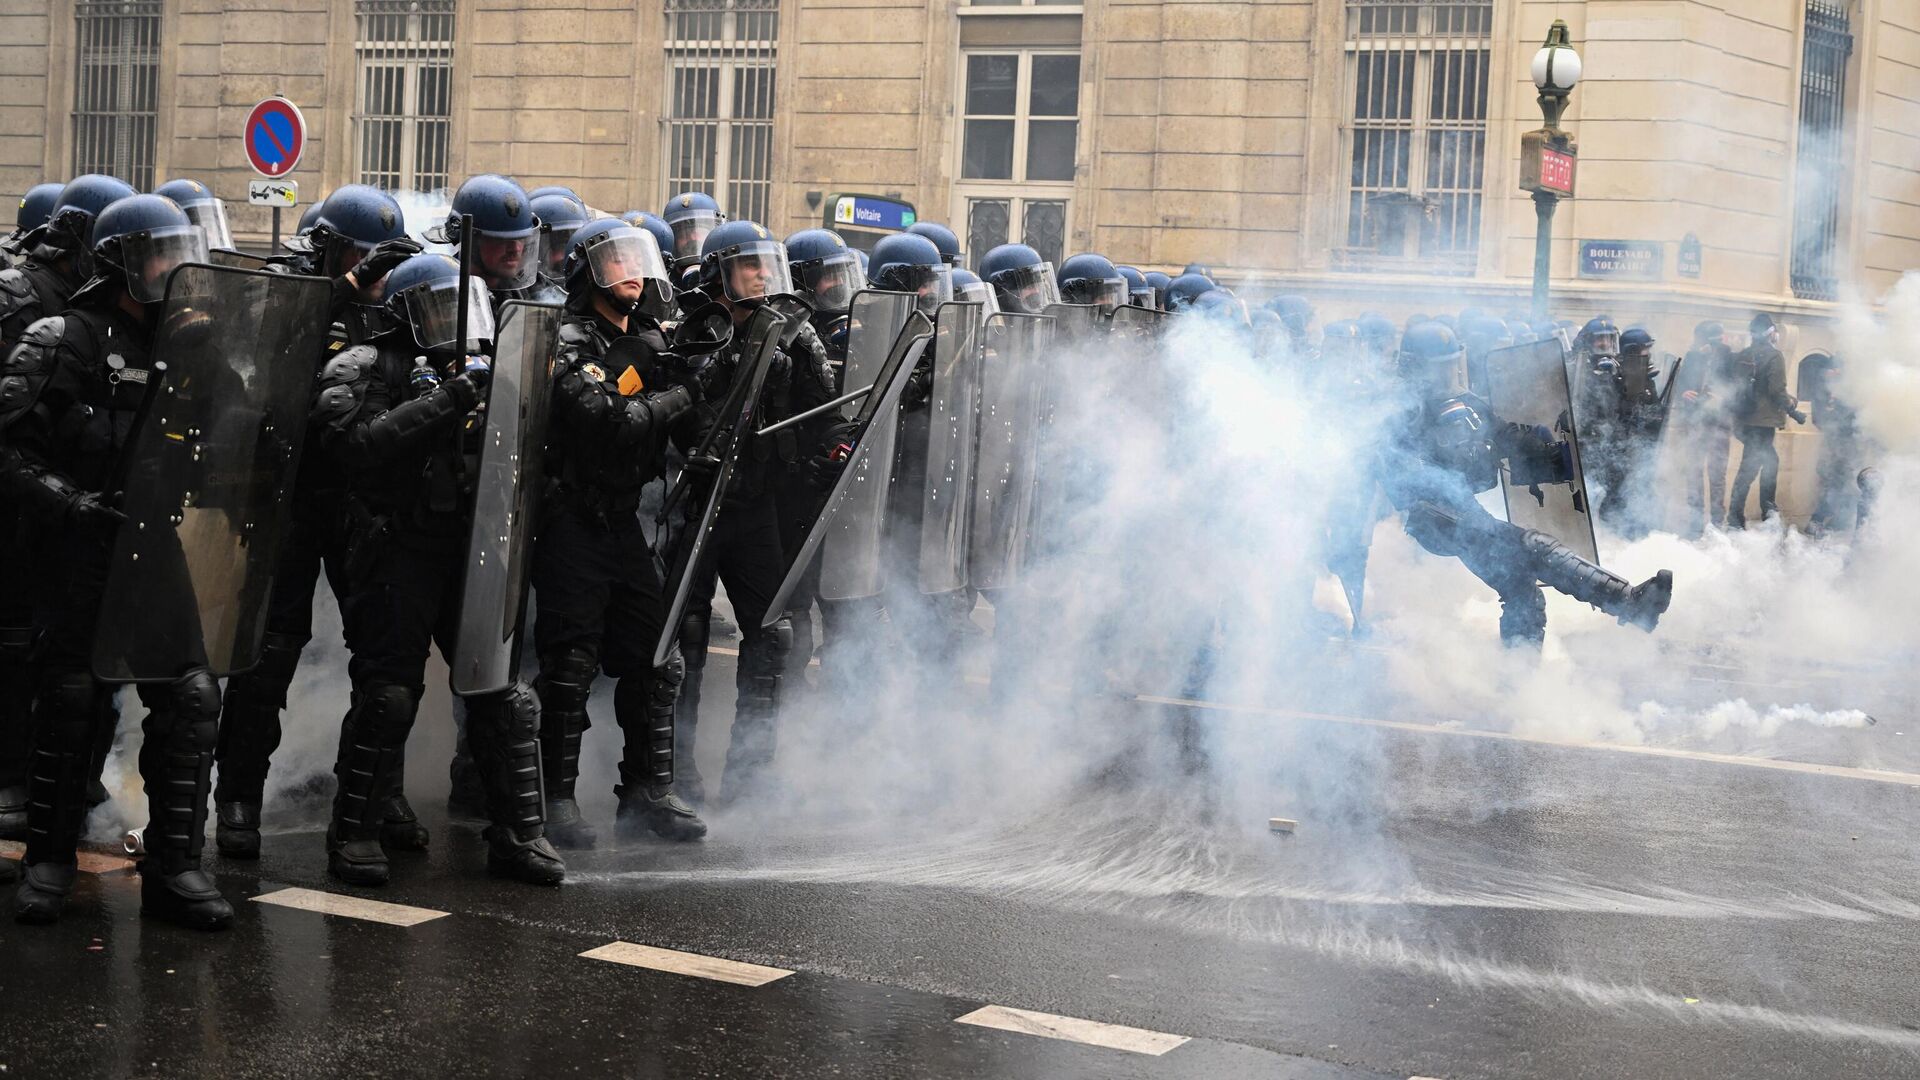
[1379,323,1672,648]
[532,219,707,848]
[0,174,135,348]
[2,183,64,263]
[310,252,563,887]
[1163,272,1214,313]
[977,243,1060,315]
[662,191,724,269]
[1143,270,1173,311]
[1,194,236,927]
[671,220,824,805]
[1056,253,1128,313]
[531,191,591,301]
[429,174,542,301]
[905,221,964,268]
[1115,265,1154,309]
[951,267,998,312]
[212,184,422,859]
[154,178,235,251]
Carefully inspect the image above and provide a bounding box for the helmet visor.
[586,227,671,291]
[178,198,233,251]
[1065,276,1129,313]
[541,225,581,279]
[714,240,793,303]
[956,279,999,315]
[473,231,537,292]
[671,210,722,260]
[1586,329,1620,357]
[1129,285,1158,310]
[404,276,497,351]
[877,263,953,314]
[990,263,1060,315]
[122,225,211,303]
[795,252,866,313]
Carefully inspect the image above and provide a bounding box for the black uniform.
[672,310,831,803]
[532,308,700,842]
[0,302,233,926]
[311,329,560,885]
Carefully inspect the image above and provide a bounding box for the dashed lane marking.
[1136,694,1920,789]
[0,841,135,875]
[955,1004,1189,1056]
[251,886,450,927]
[580,941,794,987]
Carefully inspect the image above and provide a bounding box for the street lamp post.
[1524,20,1581,320]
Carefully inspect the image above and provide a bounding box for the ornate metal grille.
[663,0,779,225]
[72,0,161,191]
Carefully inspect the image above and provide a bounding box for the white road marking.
[1136,694,1920,790]
[251,886,450,927]
[955,1004,1189,1056]
[580,941,793,987]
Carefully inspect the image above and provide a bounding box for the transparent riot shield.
[764,308,935,621]
[1109,304,1169,336]
[967,312,1054,591]
[92,263,335,681]
[448,300,561,695]
[1042,302,1105,344]
[915,301,985,595]
[652,306,789,667]
[207,249,277,271]
[815,291,918,603]
[1486,338,1600,565]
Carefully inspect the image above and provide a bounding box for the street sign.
[1519,129,1577,197]
[245,97,306,179]
[827,193,917,233]
[1677,233,1703,278]
[247,179,298,207]
[1578,239,1664,281]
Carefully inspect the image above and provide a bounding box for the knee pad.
[358,681,422,743]
[678,609,711,669]
[169,667,222,722]
[536,644,598,711]
[649,657,684,713]
[475,682,541,742]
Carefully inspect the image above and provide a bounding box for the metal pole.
[1531,189,1556,321]
[755,382,875,437]
[271,205,282,256]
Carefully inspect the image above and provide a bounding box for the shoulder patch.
[581,362,606,383]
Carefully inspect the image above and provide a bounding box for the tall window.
[663,0,778,225]
[1791,1,1852,301]
[72,0,161,191]
[1339,0,1490,273]
[956,51,1079,269]
[354,0,454,194]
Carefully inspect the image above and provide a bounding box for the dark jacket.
[544,310,696,519]
[1734,341,1793,428]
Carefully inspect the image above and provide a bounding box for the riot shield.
[815,291,919,603]
[448,300,561,695]
[914,301,986,595]
[1486,339,1600,565]
[652,305,788,666]
[1109,304,1169,335]
[207,249,277,271]
[764,307,935,620]
[92,263,334,681]
[967,312,1055,591]
[1042,302,1105,343]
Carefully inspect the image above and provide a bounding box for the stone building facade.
[1,0,1912,519]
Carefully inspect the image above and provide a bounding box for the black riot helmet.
[308,184,410,279]
[663,191,724,265]
[154,178,234,251]
[46,173,137,256]
[1397,321,1470,404]
[381,251,496,353]
[1164,272,1214,312]
[7,182,65,250]
[866,232,952,314]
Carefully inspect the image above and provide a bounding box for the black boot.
[212,631,301,858]
[614,663,706,842]
[1522,530,1674,634]
[214,800,261,859]
[467,683,565,885]
[0,623,33,841]
[16,670,113,924]
[327,683,415,887]
[0,782,25,842]
[536,646,597,850]
[1616,571,1674,632]
[379,788,431,852]
[674,612,710,806]
[136,670,233,930]
[719,623,789,806]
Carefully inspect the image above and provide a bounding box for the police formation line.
[0,172,1708,930]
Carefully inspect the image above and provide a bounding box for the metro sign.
[1519,129,1577,198]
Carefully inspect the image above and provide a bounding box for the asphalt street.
[2,633,1917,1080]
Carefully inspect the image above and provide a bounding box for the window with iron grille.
[354,0,455,195]
[72,0,161,192]
[1791,1,1852,301]
[1338,0,1491,274]
[663,0,778,226]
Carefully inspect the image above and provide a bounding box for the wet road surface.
[2,643,1917,1080]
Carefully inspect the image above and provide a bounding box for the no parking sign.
[245,97,306,179]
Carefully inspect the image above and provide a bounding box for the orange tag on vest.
[616,365,644,396]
